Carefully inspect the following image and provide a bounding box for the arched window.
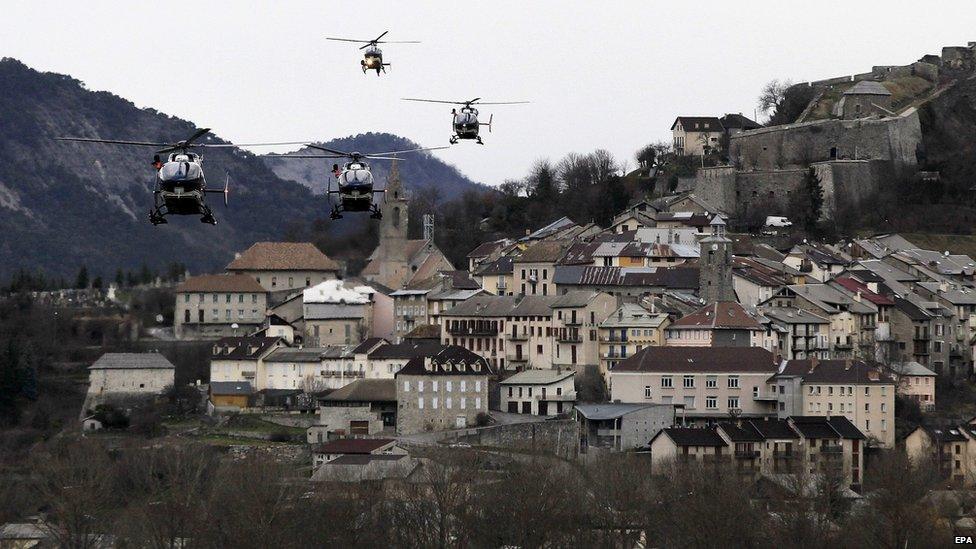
[393,207,401,228]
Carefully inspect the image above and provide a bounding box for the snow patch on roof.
[303,280,373,304]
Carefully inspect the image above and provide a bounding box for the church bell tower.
[699,214,734,304]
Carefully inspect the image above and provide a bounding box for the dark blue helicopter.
[401,97,529,144]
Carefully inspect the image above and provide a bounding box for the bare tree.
[758,79,794,120]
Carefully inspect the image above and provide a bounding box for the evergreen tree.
[92,276,103,290]
[115,269,124,287]
[75,265,89,289]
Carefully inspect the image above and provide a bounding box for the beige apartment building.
[226,241,341,294]
[174,274,268,339]
[209,337,285,387]
[551,291,615,369]
[499,368,576,416]
[609,346,779,422]
[513,240,570,297]
[771,359,896,448]
[889,361,937,411]
[664,301,764,348]
[598,303,670,380]
[670,116,723,156]
[906,423,976,484]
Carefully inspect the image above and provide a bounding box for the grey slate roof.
[500,369,575,385]
[322,379,397,402]
[89,353,174,370]
[658,427,728,447]
[844,81,891,96]
[612,346,776,374]
[575,403,669,421]
[210,381,253,395]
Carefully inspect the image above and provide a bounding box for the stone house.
[439,295,520,371]
[391,271,483,341]
[598,303,671,380]
[771,358,896,448]
[664,301,764,348]
[609,346,779,423]
[472,256,515,297]
[574,403,675,453]
[395,346,493,434]
[302,280,385,346]
[732,256,801,307]
[174,274,267,340]
[833,81,893,120]
[499,368,576,416]
[671,116,724,156]
[226,241,341,294]
[308,379,398,441]
[86,353,175,410]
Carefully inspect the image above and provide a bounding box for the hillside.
[0,58,484,281]
[261,132,484,200]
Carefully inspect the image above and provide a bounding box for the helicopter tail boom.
[479,113,493,133]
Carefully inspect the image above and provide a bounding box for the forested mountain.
[0,58,483,281]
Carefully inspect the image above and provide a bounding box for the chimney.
[939,280,949,293]
[854,291,862,303]
[844,359,852,371]
[525,229,531,236]
[808,356,819,373]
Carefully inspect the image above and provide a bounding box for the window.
[644,386,652,399]
[727,376,739,389]
[475,397,482,409]
[404,381,410,392]
[418,381,424,392]
[881,419,887,431]
[446,398,452,409]
[432,397,439,409]
[865,419,870,431]
[460,381,467,392]
[728,396,740,409]
[706,376,717,389]
[706,396,717,409]
[507,387,513,397]
[683,375,695,389]
[661,376,673,388]
[418,397,424,409]
[864,403,870,412]
[881,403,887,413]
[864,387,870,396]
[446,381,453,392]
[683,396,695,409]
[475,381,481,392]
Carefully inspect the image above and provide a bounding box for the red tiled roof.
[670,301,762,330]
[832,277,894,306]
[176,274,265,293]
[227,242,340,272]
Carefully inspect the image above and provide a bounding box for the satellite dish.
[231,323,239,329]
[155,314,164,323]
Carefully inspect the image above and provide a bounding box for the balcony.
[820,445,843,454]
[773,450,797,459]
[565,319,583,327]
[508,356,529,363]
[558,331,583,343]
[448,324,499,336]
[509,332,529,341]
[735,450,760,459]
[600,335,628,343]
[601,351,628,360]
[752,393,779,402]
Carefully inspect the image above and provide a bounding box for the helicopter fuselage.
[453,109,480,138]
[362,46,386,74]
[335,161,376,212]
[156,156,207,214]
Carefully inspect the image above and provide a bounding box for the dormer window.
[424,361,434,372]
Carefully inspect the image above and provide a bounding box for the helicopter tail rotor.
[481,113,493,133]
[223,174,230,207]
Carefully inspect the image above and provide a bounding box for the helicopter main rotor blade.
[194,141,313,148]
[401,98,468,105]
[306,144,352,156]
[363,155,410,161]
[366,146,449,157]
[266,154,346,159]
[471,101,531,105]
[184,127,211,146]
[375,40,421,44]
[373,30,389,42]
[326,37,375,44]
[56,137,169,147]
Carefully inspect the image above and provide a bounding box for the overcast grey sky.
[2,1,975,185]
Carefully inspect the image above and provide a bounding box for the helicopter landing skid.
[149,206,168,226]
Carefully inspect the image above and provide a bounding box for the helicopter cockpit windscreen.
[455,111,478,127]
[364,45,382,57]
[159,160,203,183]
[340,168,374,189]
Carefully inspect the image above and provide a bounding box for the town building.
[226,241,341,294]
[889,361,937,411]
[771,358,896,448]
[309,379,397,441]
[311,438,403,467]
[762,284,878,359]
[905,424,976,484]
[499,368,576,415]
[834,80,893,119]
[664,301,764,348]
[550,291,616,369]
[174,274,267,339]
[209,336,285,387]
[609,346,779,422]
[514,240,571,296]
[85,353,175,410]
[209,381,253,411]
[390,271,483,341]
[302,280,382,346]
[760,307,831,360]
[552,265,699,298]
[598,303,671,379]
[574,403,675,453]
[395,346,493,434]
[671,116,724,156]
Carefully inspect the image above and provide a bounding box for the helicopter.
[401,97,529,144]
[271,144,447,220]
[57,128,308,225]
[325,31,420,76]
